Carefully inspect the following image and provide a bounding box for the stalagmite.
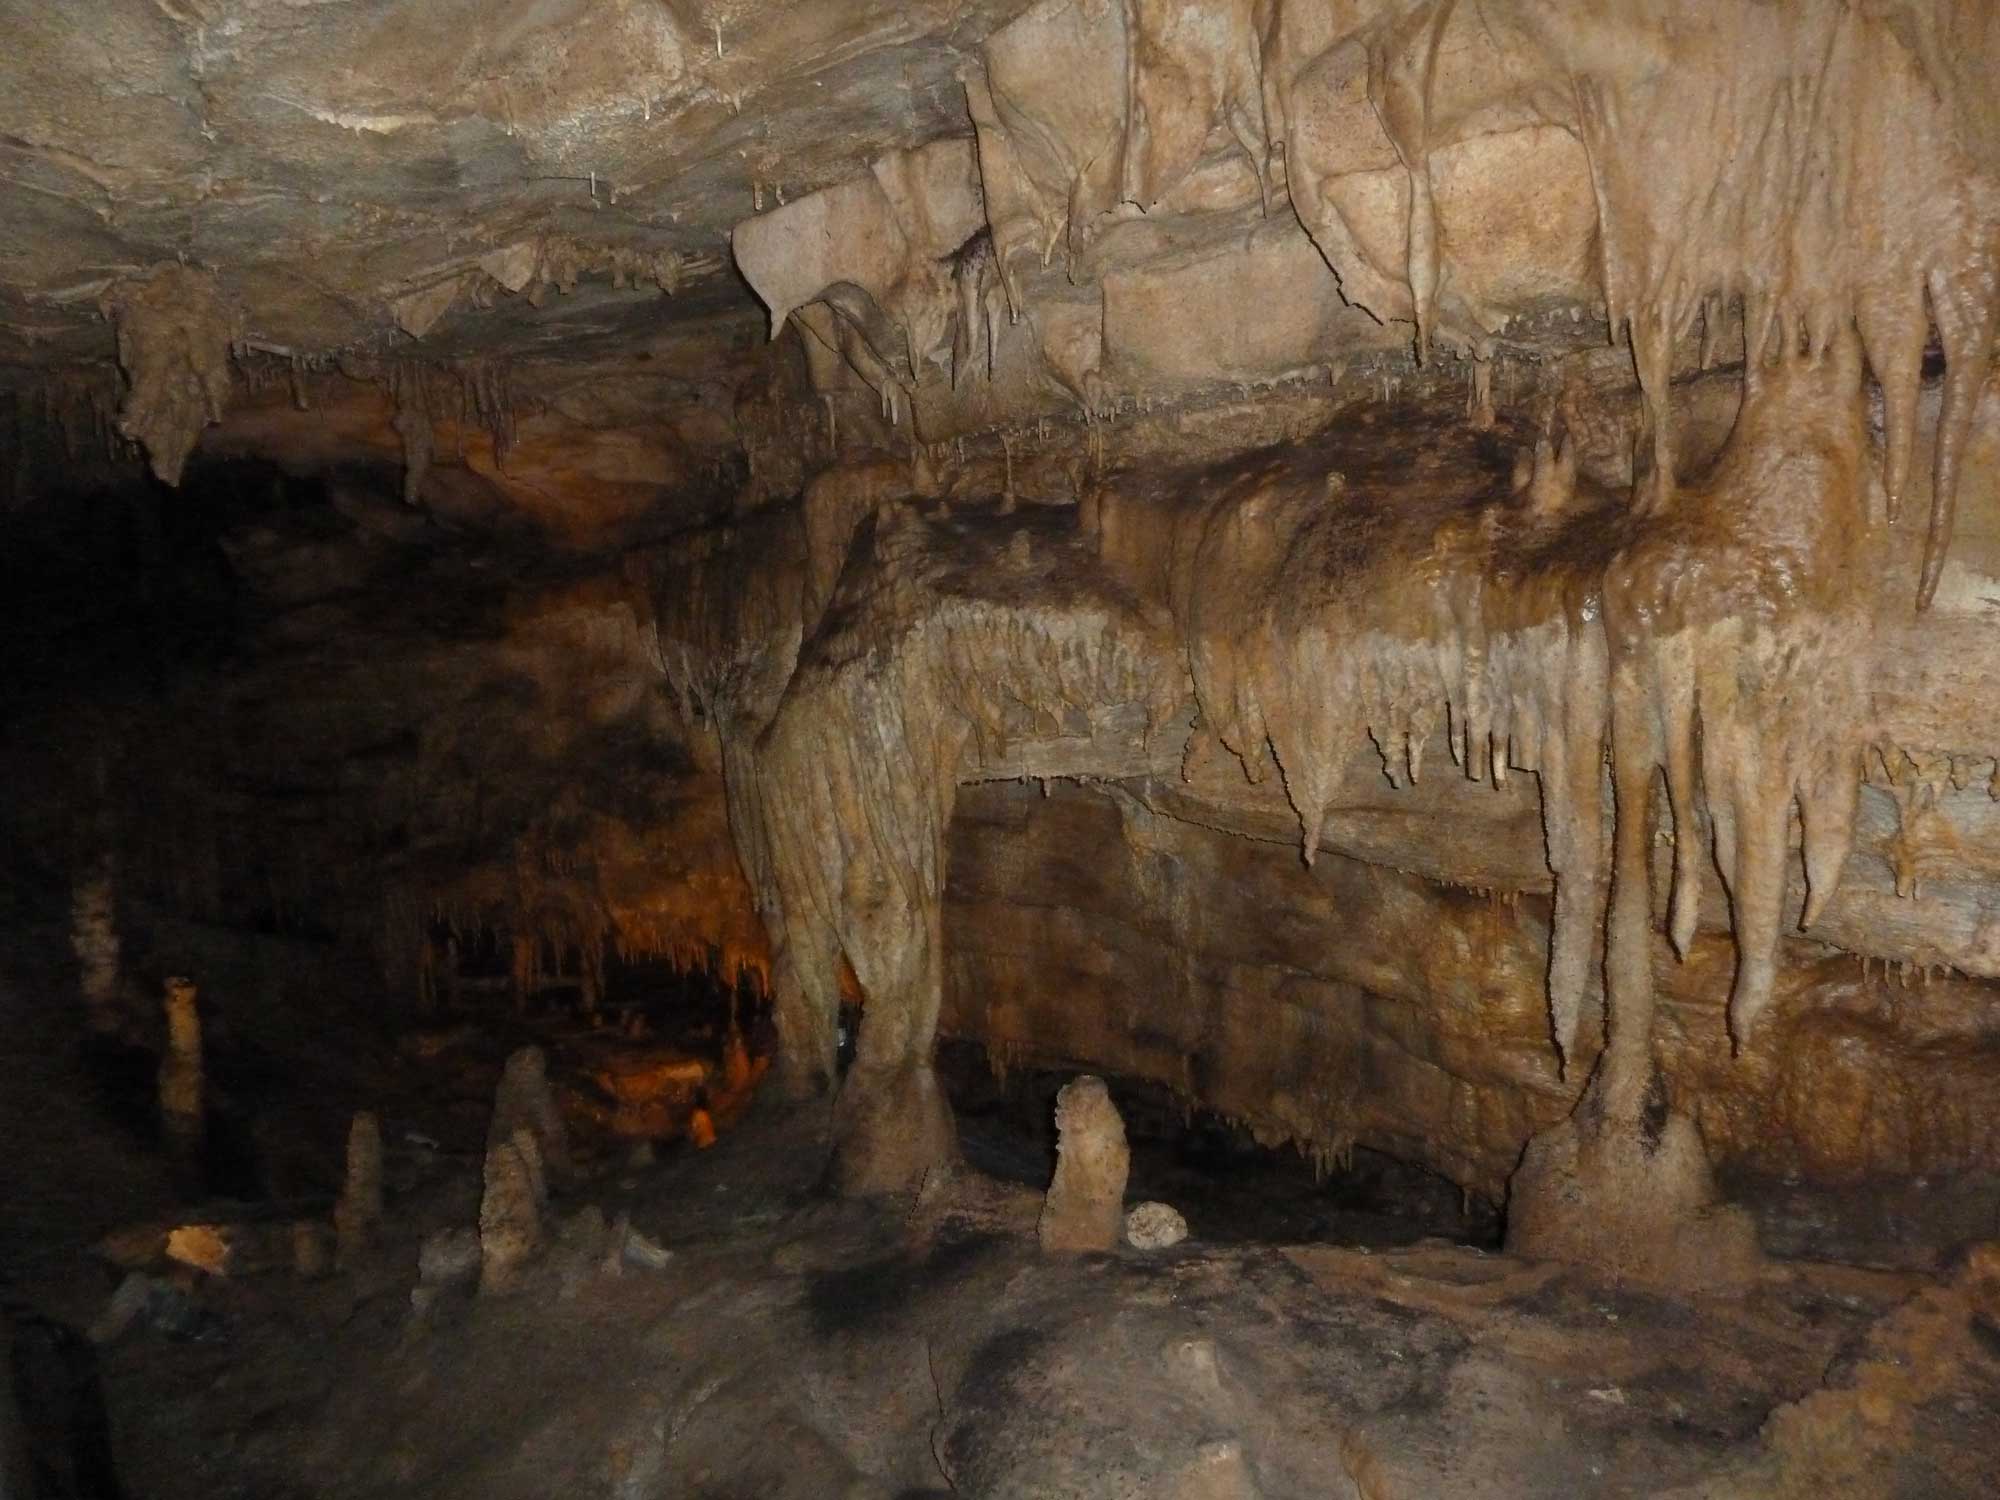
[1039,1076,1129,1253]
[157,978,204,1158]
[292,1221,333,1280]
[391,365,433,506]
[70,859,121,1035]
[479,1128,546,1295]
[333,1111,384,1267]
[489,1045,571,1184]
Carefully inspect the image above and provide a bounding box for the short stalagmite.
[488,1045,571,1184]
[157,978,203,1157]
[1039,1076,1130,1253]
[69,860,121,1035]
[479,1128,546,1296]
[333,1111,384,1267]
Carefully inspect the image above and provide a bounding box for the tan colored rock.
[1125,1200,1188,1251]
[479,1128,545,1295]
[831,1060,958,1198]
[1039,1076,1129,1253]
[1507,1104,1762,1293]
[101,265,236,486]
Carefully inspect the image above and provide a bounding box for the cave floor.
[83,1099,2000,1500]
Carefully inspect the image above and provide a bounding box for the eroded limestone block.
[489,1045,571,1183]
[1039,1075,1128,1253]
[478,1128,545,1295]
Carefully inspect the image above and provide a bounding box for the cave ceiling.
[0,0,1034,369]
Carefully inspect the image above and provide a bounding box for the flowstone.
[1507,1089,1762,1292]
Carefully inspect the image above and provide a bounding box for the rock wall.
[943,779,2000,1202]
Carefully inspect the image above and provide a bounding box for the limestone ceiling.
[0,0,1037,370]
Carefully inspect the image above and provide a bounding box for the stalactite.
[391,362,433,506]
[1345,0,1999,604]
[99,265,238,486]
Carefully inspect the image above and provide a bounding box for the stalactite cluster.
[685,2,2000,1226]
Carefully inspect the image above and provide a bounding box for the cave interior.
[3,2,2000,1496]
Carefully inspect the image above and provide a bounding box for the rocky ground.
[3,880,1999,1500]
[11,1088,1986,1500]
[66,1104,2000,1500]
